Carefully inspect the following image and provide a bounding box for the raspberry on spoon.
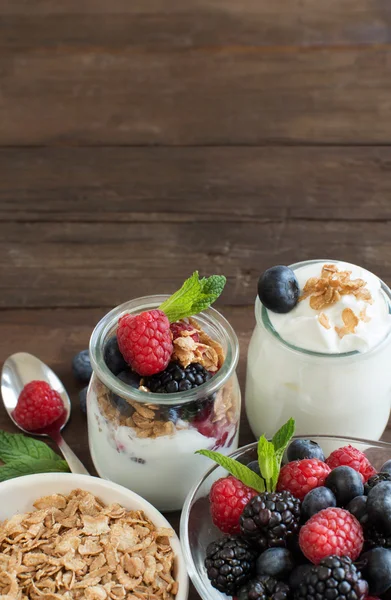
[13,380,65,432]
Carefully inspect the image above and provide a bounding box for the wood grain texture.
[2,45,391,145]
[1,147,391,222]
[2,218,391,308]
[2,0,391,47]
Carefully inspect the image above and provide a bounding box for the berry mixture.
[14,380,65,431]
[72,273,231,440]
[201,419,391,600]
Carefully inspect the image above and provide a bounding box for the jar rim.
[255,258,391,359]
[89,295,239,405]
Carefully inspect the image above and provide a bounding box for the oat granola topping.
[300,264,373,311]
[0,489,178,600]
[335,308,360,339]
[171,318,224,372]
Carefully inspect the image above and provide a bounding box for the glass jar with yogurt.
[88,295,240,512]
[246,260,391,441]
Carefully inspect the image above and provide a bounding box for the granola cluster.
[95,377,238,440]
[171,318,224,373]
[300,264,373,338]
[300,264,372,310]
[0,489,178,600]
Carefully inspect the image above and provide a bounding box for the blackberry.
[294,555,368,600]
[144,362,211,394]
[364,524,391,550]
[238,575,290,600]
[240,491,301,552]
[365,472,391,495]
[205,535,256,594]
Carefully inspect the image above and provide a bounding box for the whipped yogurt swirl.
[267,261,391,353]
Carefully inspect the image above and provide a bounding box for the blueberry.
[104,336,127,375]
[256,548,295,580]
[79,386,88,414]
[287,439,325,462]
[382,460,391,475]
[289,564,313,590]
[367,481,391,534]
[359,547,391,595]
[247,460,261,476]
[325,465,364,506]
[117,369,141,388]
[346,495,368,525]
[257,265,299,314]
[111,394,133,417]
[72,350,92,383]
[301,486,336,521]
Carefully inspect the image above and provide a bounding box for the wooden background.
[1,1,391,597]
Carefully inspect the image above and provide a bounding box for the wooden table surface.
[1,1,391,597]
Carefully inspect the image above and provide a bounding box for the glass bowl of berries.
[180,420,391,600]
[88,273,240,511]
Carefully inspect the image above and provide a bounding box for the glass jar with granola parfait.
[88,274,240,511]
[245,259,391,444]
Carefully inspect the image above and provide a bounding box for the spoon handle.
[55,434,90,475]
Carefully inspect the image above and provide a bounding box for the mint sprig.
[0,431,70,481]
[196,418,295,493]
[159,272,226,323]
[195,449,266,493]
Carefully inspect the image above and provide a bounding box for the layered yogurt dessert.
[246,260,391,440]
[88,272,240,511]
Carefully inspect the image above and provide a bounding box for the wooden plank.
[1,45,391,145]
[1,147,391,222]
[2,0,391,47]
[1,218,391,308]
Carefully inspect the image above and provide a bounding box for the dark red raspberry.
[326,445,376,483]
[299,507,364,564]
[277,459,331,501]
[117,309,173,376]
[170,320,200,342]
[14,380,65,431]
[210,476,258,534]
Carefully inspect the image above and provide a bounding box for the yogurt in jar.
[245,260,391,441]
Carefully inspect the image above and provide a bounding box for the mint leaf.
[196,449,265,493]
[0,430,62,464]
[257,436,279,492]
[159,272,226,323]
[0,456,69,482]
[272,418,295,470]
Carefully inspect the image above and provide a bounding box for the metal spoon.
[1,352,89,475]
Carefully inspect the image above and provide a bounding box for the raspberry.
[210,476,258,534]
[117,309,173,376]
[277,459,331,501]
[14,381,65,431]
[326,445,376,483]
[299,507,364,564]
[170,320,200,342]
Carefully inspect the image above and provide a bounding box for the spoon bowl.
[1,352,71,435]
[1,352,89,475]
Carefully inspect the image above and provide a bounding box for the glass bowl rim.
[180,434,391,600]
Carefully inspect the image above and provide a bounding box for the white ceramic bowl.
[0,472,189,600]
